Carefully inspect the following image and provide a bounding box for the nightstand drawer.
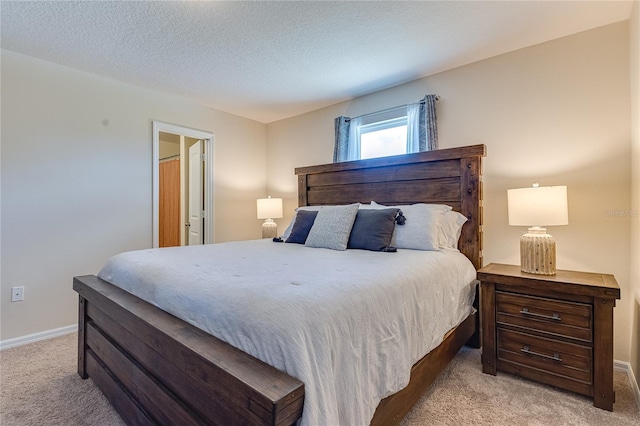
[496,291,592,342]
[497,328,592,384]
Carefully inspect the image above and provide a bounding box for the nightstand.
[478,263,620,411]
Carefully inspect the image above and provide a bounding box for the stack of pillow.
[281,202,467,252]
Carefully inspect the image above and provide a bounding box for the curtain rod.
[160,154,180,162]
[345,95,440,122]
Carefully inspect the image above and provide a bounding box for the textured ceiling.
[1,1,633,123]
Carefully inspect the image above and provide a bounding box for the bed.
[74,143,486,426]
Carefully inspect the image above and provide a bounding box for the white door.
[188,140,204,245]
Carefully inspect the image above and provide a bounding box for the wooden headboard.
[295,144,486,269]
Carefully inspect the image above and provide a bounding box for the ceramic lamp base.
[262,219,277,239]
[520,227,556,275]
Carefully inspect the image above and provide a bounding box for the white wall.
[159,139,180,159]
[2,19,636,368]
[629,0,640,386]
[0,51,267,340]
[267,23,633,362]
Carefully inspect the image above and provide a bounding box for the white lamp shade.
[507,186,568,227]
[257,197,283,220]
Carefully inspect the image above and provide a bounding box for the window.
[359,116,408,160]
[333,95,438,163]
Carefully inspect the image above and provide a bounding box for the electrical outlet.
[11,286,24,302]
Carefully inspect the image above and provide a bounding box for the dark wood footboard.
[75,274,477,426]
[75,275,304,426]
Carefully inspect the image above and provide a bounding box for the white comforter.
[98,239,477,426]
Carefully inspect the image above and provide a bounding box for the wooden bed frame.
[74,144,486,425]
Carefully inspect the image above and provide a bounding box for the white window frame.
[357,115,408,160]
[359,116,407,135]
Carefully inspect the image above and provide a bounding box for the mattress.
[98,239,477,426]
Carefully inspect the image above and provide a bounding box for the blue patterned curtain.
[418,94,438,151]
[333,116,350,162]
[347,116,362,160]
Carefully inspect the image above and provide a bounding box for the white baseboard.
[0,324,77,351]
[615,359,640,410]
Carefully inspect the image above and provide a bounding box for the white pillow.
[305,203,360,250]
[439,210,468,250]
[370,201,451,251]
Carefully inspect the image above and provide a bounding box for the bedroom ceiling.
[0,1,633,124]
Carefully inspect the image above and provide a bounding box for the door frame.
[152,121,214,248]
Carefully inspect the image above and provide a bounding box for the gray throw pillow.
[285,210,318,244]
[348,208,399,251]
[305,204,360,251]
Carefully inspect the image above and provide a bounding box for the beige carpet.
[1,333,638,425]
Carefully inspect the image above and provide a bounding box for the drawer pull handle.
[521,346,562,362]
[520,308,561,321]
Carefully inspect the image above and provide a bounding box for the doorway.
[152,122,214,248]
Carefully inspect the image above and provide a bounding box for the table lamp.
[507,184,568,275]
[257,196,283,239]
